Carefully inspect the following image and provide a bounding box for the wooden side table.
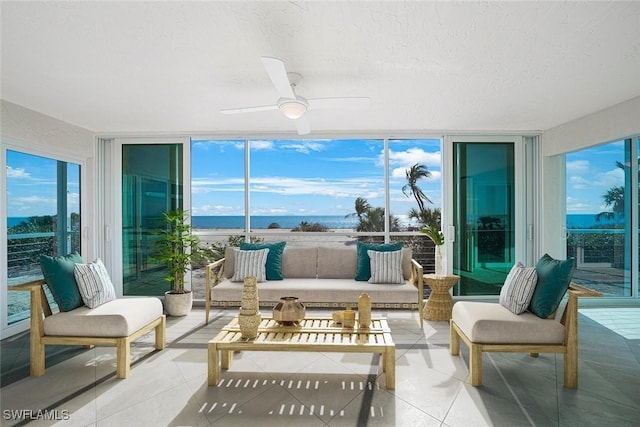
[423,274,460,321]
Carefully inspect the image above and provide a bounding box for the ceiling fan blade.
[308,97,370,110]
[261,56,296,99]
[294,116,311,135]
[220,104,278,114]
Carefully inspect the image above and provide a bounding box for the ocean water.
[192,215,359,229]
[7,213,622,230]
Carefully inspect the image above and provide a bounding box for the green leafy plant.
[420,225,444,246]
[153,209,204,294]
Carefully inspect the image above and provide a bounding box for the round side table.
[423,274,460,321]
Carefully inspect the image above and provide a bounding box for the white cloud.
[566,160,589,174]
[391,167,441,182]
[250,140,274,150]
[569,166,624,190]
[280,141,325,154]
[388,148,441,167]
[6,166,31,179]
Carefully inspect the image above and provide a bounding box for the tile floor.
[1,307,639,426]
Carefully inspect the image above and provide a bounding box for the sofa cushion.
[317,246,357,279]
[529,254,574,318]
[211,278,417,305]
[43,297,163,337]
[368,249,404,284]
[355,241,403,281]
[240,241,286,280]
[281,247,318,278]
[499,262,537,314]
[73,258,117,308]
[452,301,565,344]
[231,248,269,282]
[39,252,84,312]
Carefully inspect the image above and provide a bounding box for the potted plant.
[153,209,204,316]
[420,225,446,276]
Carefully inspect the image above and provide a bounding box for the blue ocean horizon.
[7,213,623,230]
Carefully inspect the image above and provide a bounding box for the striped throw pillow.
[499,262,538,314]
[73,258,116,308]
[231,248,270,282]
[367,249,404,284]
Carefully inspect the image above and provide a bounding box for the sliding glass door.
[449,136,526,296]
[110,138,190,296]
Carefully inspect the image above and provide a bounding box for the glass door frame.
[104,137,191,297]
[443,135,532,297]
[1,140,89,338]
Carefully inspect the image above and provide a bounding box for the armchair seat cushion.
[452,301,565,344]
[43,297,163,337]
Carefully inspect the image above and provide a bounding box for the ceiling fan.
[220,57,370,135]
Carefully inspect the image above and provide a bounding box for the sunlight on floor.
[580,308,640,339]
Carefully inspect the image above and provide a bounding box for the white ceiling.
[2,1,640,136]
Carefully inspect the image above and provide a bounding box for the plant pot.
[164,290,193,316]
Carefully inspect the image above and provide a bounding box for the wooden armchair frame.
[450,283,601,388]
[10,279,166,379]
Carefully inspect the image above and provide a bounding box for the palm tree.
[595,159,639,222]
[346,196,371,221]
[356,207,401,232]
[408,207,441,228]
[402,163,432,211]
[596,186,625,222]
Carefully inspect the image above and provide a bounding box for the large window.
[565,138,638,297]
[6,150,81,324]
[189,138,441,291]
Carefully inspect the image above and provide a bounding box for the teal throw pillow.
[240,241,286,280]
[528,254,575,318]
[355,241,403,281]
[39,252,84,311]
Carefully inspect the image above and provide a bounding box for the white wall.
[542,96,640,156]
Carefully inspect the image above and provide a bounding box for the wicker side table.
[423,274,460,321]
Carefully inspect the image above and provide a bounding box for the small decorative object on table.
[357,293,371,328]
[342,308,356,328]
[238,276,261,339]
[272,296,305,326]
[332,310,344,324]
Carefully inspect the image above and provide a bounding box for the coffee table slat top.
[212,317,393,350]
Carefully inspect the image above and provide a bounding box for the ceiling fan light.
[278,100,307,119]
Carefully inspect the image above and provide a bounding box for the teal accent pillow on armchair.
[240,241,286,280]
[528,254,575,318]
[39,252,84,311]
[355,241,403,281]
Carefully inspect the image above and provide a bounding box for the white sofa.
[204,245,424,325]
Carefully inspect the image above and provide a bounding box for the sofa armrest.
[205,258,226,324]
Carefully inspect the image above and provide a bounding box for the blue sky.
[565,140,627,215]
[5,139,630,219]
[190,139,442,221]
[6,150,80,218]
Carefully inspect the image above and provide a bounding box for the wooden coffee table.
[208,317,396,389]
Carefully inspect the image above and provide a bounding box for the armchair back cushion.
[529,254,575,318]
[39,252,84,311]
